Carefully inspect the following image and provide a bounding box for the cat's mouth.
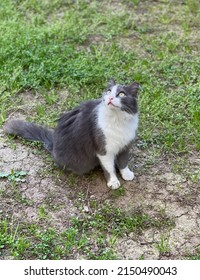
[103,98,119,108]
[108,101,117,107]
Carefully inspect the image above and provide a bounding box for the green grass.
[0,203,173,260]
[1,0,199,151]
[189,247,200,260]
[0,0,200,259]
[156,234,171,255]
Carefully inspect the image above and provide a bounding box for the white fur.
[96,101,138,189]
[97,103,138,155]
[104,85,121,108]
[97,153,120,189]
[120,166,134,181]
[107,177,121,189]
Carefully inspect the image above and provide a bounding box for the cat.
[4,78,139,189]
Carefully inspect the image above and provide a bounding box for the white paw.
[107,178,121,190]
[120,167,135,181]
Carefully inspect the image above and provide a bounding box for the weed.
[185,0,200,14]
[0,218,29,259]
[32,228,59,259]
[0,170,28,186]
[72,203,173,237]
[38,206,48,220]
[156,234,171,255]
[111,186,126,198]
[189,247,200,260]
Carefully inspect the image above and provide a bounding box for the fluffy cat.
[4,78,139,189]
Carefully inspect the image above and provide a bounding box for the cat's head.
[102,78,139,114]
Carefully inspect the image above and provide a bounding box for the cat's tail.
[4,119,54,152]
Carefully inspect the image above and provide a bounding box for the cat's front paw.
[120,167,134,181]
[107,178,121,190]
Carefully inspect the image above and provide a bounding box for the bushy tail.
[4,119,53,152]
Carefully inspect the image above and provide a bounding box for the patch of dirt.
[1,122,200,259]
[0,129,78,231]
[69,146,200,259]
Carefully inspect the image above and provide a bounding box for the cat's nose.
[109,96,114,101]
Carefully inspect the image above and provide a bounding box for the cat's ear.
[107,78,116,88]
[126,82,140,96]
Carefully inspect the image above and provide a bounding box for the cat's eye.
[118,92,125,97]
[106,90,111,95]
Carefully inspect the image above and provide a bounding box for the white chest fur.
[97,104,138,155]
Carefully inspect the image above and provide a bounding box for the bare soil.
[1,126,199,259]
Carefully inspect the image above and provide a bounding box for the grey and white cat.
[4,78,139,189]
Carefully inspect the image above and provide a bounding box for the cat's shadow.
[59,165,136,203]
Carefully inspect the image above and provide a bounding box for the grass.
[156,234,171,256]
[0,0,200,259]
[0,204,173,260]
[189,247,200,260]
[0,0,200,153]
[1,0,199,150]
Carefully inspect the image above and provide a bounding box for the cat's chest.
[97,106,138,154]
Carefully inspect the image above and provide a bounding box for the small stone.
[83,205,89,212]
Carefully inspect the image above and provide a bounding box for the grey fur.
[116,147,130,170]
[4,79,139,184]
[4,119,54,152]
[52,100,106,174]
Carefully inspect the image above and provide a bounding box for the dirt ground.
[1,125,199,259]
